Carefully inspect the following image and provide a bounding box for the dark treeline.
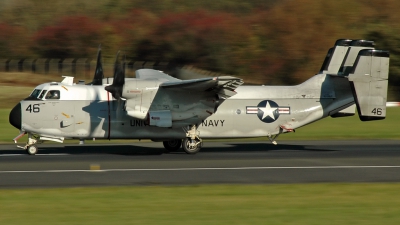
[0,0,399,99]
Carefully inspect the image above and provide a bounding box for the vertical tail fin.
[339,40,375,76]
[348,49,390,121]
[320,39,352,74]
[320,39,375,76]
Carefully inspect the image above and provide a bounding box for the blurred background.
[0,0,399,100]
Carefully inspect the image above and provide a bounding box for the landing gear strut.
[267,134,280,145]
[182,125,202,154]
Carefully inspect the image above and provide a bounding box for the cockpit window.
[45,90,60,99]
[30,89,42,99]
[38,90,47,99]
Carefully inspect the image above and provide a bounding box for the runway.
[1,140,400,188]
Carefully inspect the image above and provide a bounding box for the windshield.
[38,90,47,99]
[30,89,42,98]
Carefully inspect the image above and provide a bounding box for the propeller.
[89,45,104,85]
[105,51,125,99]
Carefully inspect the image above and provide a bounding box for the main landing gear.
[163,139,182,152]
[162,125,203,154]
[182,125,202,154]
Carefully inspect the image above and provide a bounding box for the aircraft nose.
[9,102,21,130]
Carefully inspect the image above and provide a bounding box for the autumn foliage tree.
[0,23,31,58]
[1,0,400,99]
[32,16,104,58]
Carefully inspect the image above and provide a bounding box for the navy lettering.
[201,120,225,127]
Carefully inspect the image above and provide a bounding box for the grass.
[0,184,400,225]
[280,106,400,140]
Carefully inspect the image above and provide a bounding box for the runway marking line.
[1,165,400,173]
[0,153,69,157]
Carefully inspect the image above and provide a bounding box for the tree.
[32,16,104,58]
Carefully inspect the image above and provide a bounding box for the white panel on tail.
[348,49,390,121]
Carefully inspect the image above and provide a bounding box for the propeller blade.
[105,51,125,99]
[123,54,126,77]
[90,45,104,85]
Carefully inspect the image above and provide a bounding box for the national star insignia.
[259,101,277,120]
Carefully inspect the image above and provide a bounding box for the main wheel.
[163,139,182,152]
[182,138,201,154]
[26,145,38,155]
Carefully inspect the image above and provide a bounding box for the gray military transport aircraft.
[9,39,389,155]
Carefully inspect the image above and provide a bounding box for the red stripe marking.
[107,92,111,140]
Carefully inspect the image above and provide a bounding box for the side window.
[39,90,47,99]
[45,90,60,99]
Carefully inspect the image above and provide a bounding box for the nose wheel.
[26,145,38,155]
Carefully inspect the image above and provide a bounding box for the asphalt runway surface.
[0,140,400,188]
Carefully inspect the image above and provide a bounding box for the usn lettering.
[130,120,149,127]
[201,120,225,127]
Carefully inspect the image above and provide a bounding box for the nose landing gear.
[13,132,40,155]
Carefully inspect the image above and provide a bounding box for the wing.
[160,76,243,98]
[123,69,243,127]
[136,69,180,82]
[136,69,243,98]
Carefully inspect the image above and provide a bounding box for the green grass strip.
[0,184,400,225]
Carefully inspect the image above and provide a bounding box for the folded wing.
[120,69,243,127]
[161,76,243,98]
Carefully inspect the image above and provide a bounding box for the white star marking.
[259,101,278,120]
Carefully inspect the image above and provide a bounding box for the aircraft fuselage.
[14,74,354,140]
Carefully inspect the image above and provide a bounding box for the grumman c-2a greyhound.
[9,39,390,155]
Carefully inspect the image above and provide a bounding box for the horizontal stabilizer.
[330,104,356,118]
[348,49,389,121]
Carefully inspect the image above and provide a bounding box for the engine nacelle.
[125,98,149,120]
[123,80,159,120]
